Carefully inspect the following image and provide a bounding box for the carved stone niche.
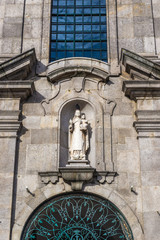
[59,100,95,190]
[39,58,117,190]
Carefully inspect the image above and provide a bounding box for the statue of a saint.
[69,109,89,160]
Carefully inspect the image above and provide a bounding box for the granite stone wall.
[0,1,160,240]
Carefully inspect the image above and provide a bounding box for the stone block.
[140,148,160,171]
[23,38,41,58]
[134,37,144,52]
[134,17,154,37]
[26,144,57,173]
[156,37,160,54]
[118,18,134,39]
[154,18,160,37]
[5,4,23,18]
[0,138,16,173]
[141,171,160,186]
[143,212,160,240]
[1,38,13,54]
[25,4,42,19]
[23,116,41,129]
[133,3,152,17]
[117,5,133,18]
[0,5,5,18]
[118,129,133,144]
[23,103,44,116]
[117,150,140,173]
[144,37,155,53]
[112,115,134,128]
[12,38,21,54]
[31,129,57,144]
[143,186,160,212]
[114,101,133,115]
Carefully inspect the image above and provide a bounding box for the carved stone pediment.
[121,49,160,100]
[0,48,36,81]
[47,57,110,83]
[121,48,160,80]
[0,49,36,99]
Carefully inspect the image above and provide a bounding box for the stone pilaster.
[0,49,36,239]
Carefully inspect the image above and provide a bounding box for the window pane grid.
[50,0,107,62]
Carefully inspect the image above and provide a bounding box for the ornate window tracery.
[21,193,133,240]
[50,0,108,62]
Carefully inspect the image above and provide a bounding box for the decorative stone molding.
[96,171,118,184]
[121,48,160,80]
[39,169,118,190]
[0,48,36,81]
[0,110,21,138]
[122,80,160,100]
[47,57,110,83]
[0,81,35,100]
[134,110,160,137]
[39,172,59,184]
[60,167,95,191]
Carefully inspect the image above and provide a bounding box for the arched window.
[50,0,108,62]
[21,192,133,239]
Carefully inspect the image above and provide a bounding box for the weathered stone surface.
[0,1,160,239]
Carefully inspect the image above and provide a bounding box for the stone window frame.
[39,0,119,73]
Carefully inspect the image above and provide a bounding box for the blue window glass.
[66,42,74,50]
[58,25,65,31]
[50,0,108,62]
[57,51,65,59]
[84,42,92,50]
[57,42,65,50]
[76,8,83,14]
[75,42,83,49]
[66,51,74,57]
[84,25,91,32]
[58,34,65,40]
[84,8,91,14]
[67,8,74,14]
[84,0,91,5]
[76,25,83,31]
[66,25,74,32]
[75,51,83,57]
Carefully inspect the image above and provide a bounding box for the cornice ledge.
[121,48,160,80]
[47,57,110,83]
[0,80,35,100]
[0,110,21,137]
[0,48,36,81]
[134,110,160,137]
[122,80,160,100]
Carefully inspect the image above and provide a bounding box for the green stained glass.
[21,193,134,240]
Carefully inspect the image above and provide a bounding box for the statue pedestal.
[59,166,95,191]
[67,159,89,167]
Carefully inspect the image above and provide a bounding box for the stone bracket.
[38,172,59,184]
[59,167,95,191]
[39,169,118,190]
[96,171,118,184]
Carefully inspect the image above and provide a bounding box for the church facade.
[0,1,160,239]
